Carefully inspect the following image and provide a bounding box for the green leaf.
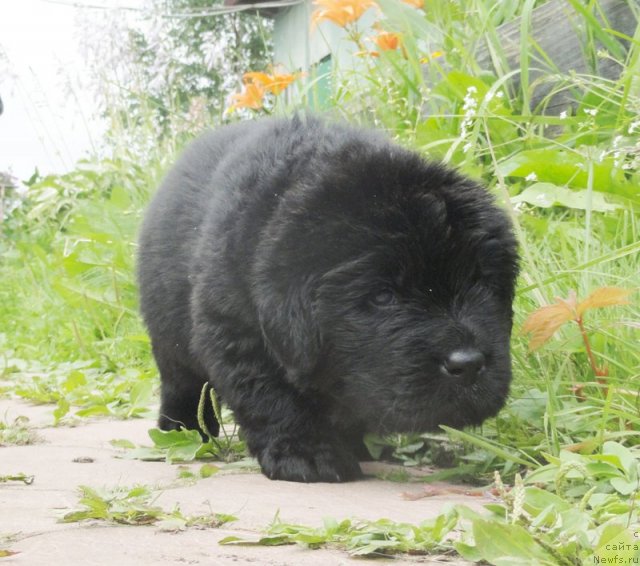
[603,441,638,475]
[199,463,219,478]
[75,405,112,417]
[148,427,203,448]
[218,536,245,545]
[62,370,87,392]
[610,477,638,495]
[455,541,484,562]
[593,524,638,563]
[523,486,571,516]
[512,183,619,212]
[470,519,557,565]
[440,425,532,466]
[53,397,70,425]
[498,149,632,197]
[219,535,294,547]
[166,443,202,463]
[109,185,132,209]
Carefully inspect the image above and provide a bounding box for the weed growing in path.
[61,484,236,530]
[0,416,39,446]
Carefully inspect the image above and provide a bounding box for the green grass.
[221,461,640,563]
[0,0,639,563]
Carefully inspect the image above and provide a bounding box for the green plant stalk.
[518,0,536,116]
[196,382,217,444]
[440,425,534,467]
[565,0,625,60]
[583,157,595,266]
[597,385,616,468]
[518,240,640,293]
[575,315,605,378]
[615,18,640,130]
[480,115,546,306]
[544,377,560,457]
[473,0,513,100]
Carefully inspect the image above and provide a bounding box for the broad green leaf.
[109,185,131,208]
[470,519,557,565]
[523,486,571,516]
[166,443,202,463]
[148,427,203,448]
[455,541,484,562]
[603,441,639,474]
[585,461,626,479]
[62,370,87,392]
[512,183,619,211]
[593,524,638,563]
[498,149,632,197]
[610,477,638,496]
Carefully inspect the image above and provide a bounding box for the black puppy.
[137,116,519,482]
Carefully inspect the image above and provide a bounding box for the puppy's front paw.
[258,436,362,483]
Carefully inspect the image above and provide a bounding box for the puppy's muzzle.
[441,348,486,383]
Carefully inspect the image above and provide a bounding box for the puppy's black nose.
[442,349,485,382]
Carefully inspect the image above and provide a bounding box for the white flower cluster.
[484,89,504,103]
[460,86,478,153]
[611,128,640,171]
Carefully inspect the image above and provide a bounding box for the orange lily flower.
[243,71,298,95]
[372,30,401,51]
[228,82,265,112]
[311,0,377,28]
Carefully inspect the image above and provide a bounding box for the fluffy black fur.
[137,116,519,483]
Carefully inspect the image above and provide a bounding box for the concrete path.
[0,399,483,565]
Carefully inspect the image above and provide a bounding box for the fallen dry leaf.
[401,485,488,500]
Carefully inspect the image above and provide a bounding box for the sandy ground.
[0,399,485,565]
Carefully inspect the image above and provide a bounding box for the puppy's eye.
[370,289,396,306]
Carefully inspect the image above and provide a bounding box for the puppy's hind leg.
[153,345,219,439]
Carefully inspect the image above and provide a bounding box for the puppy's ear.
[255,276,322,384]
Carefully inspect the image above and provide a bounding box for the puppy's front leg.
[195,321,362,482]
[242,390,363,483]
